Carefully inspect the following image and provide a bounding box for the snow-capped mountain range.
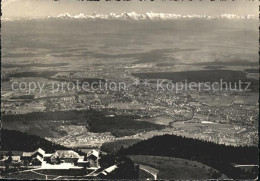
[49,12,256,20]
[2,12,257,21]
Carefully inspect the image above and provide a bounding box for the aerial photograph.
[0,0,259,180]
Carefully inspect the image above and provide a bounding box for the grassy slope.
[121,134,258,179]
[138,169,154,179]
[129,155,226,180]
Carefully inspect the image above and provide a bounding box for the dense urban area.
[1,16,259,179]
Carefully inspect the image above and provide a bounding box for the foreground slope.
[120,134,258,179]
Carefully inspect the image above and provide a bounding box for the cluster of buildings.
[194,104,257,124]
[45,94,107,111]
[2,148,100,169]
[1,148,123,179]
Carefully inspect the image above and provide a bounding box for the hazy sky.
[2,0,259,18]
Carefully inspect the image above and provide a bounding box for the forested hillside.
[120,134,258,179]
[1,129,68,152]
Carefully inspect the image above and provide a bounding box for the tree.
[117,145,125,156]
[56,157,61,164]
[6,151,13,157]
[99,154,116,168]
[4,155,12,164]
[110,156,138,179]
[23,160,30,166]
[0,154,4,160]
[4,151,13,164]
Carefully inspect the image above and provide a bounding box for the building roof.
[78,160,89,163]
[78,156,84,161]
[77,156,89,163]
[32,155,43,162]
[100,165,118,175]
[32,148,45,156]
[2,156,21,162]
[12,156,21,161]
[105,165,118,173]
[52,150,80,159]
[44,153,53,157]
[22,148,45,157]
[22,152,33,157]
[87,149,99,158]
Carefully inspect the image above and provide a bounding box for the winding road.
[139,164,159,180]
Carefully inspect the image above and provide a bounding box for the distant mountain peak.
[3,12,257,22]
[48,12,256,20]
